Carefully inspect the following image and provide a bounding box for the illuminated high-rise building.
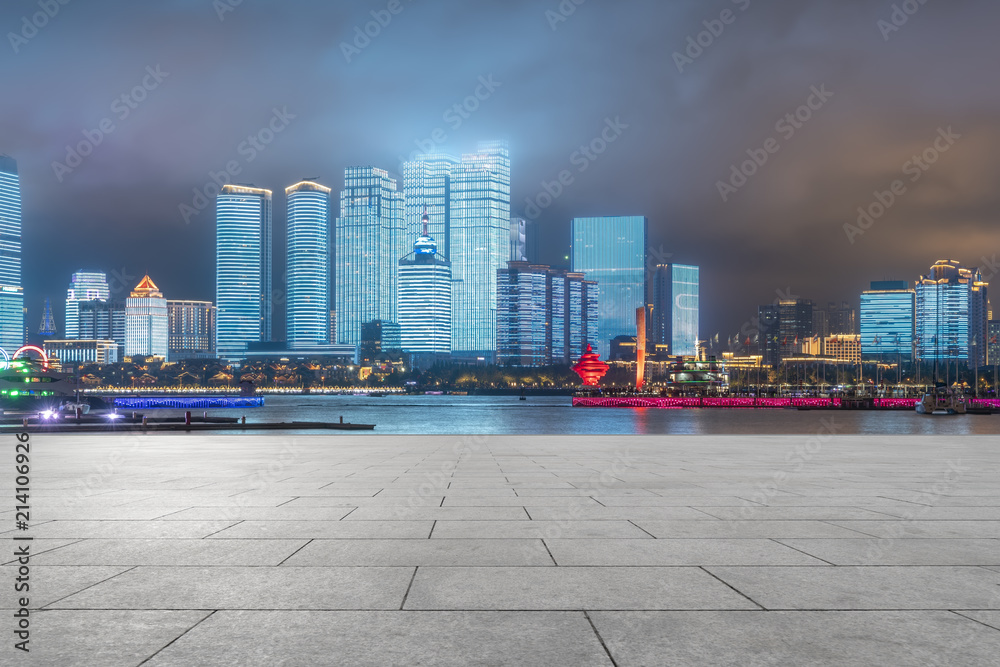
[570,215,647,358]
[335,167,405,346]
[497,262,599,366]
[860,281,914,361]
[915,260,989,367]
[449,141,510,357]
[510,216,528,262]
[0,156,22,352]
[758,299,814,367]
[125,275,168,360]
[216,185,272,362]
[286,181,331,346]
[402,155,458,259]
[652,264,700,356]
[167,300,216,360]
[64,271,110,339]
[398,208,451,354]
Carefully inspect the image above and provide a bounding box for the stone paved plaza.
[3,433,1000,665]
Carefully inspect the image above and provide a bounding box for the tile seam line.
[699,566,767,610]
[39,564,140,609]
[137,609,217,666]
[583,610,620,667]
[769,538,839,566]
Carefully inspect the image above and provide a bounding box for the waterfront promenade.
[3,433,999,665]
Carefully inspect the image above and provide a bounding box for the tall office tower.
[0,156,22,352]
[825,301,858,335]
[216,185,272,362]
[78,300,112,339]
[860,281,914,361]
[335,167,405,346]
[64,271,110,339]
[497,263,599,366]
[398,209,451,354]
[652,264,700,356]
[915,260,989,367]
[167,300,216,360]
[758,299,814,366]
[449,141,510,357]
[812,309,829,340]
[329,310,336,343]
[285,181,331,346]
[402,155,458,258]
[497,262,551,367]
[510,216,528,262]
[125,275,168,359]
[566,273,599,362]
[989,319,1000,366]
[570,215,647,358]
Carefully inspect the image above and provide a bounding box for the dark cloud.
[1,0,997,341]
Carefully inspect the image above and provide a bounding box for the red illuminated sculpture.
[572,344,609,386]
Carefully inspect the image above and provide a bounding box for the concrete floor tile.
[29,539,310,566]
[525,506,717,521]
[443,496,604,507]
[282,538,553,566]
[707,565,1000,610]
[143,611,612,666]
[695,506,905,521]
[344,506,529,521]
[545,539,828,566]
[828,520,1000,539]
[1,565,131,609]
[19,610,209,666]
[632,520,873,539]
[52,566,414,610]
[431,520,652,539]
[208,520,433,539]
[777,538,1000,565]
[405,566,759,610]
[590,611,1000,666]
[3,520,238,539]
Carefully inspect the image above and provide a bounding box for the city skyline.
[5,1,1000,343]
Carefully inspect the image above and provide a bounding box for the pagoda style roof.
[130,274,163,298]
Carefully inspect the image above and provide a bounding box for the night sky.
[3,0,998,344]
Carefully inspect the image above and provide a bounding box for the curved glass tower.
[399,208,451,353]
[216,185,272,362]
[286,181,331,346]
[0,155,23,352]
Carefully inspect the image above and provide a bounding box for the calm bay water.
[190,394,1000,435]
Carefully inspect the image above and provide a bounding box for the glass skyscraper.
[496,263,599,366]
[860,281,914,360]
[402,155,458,259]
[915,260,988,367]
[398,209,451,354]
[0,155,23,352]
[216,185,272,362]
[653,264,700,356]
[335,167,405,346]
[286,181,331,346]
[449,141,510,356]
[570,215,647,358]
[125,275,168,359]
[65,271,111,339]
[497,262,550,367]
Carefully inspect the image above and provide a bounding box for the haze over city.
[2,0,999,340]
